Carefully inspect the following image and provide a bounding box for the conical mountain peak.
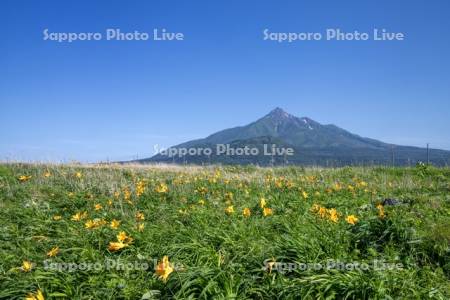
[143,107,450,166]
[266,107,292,119]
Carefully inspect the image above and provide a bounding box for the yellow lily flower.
[328,208,339,223]
[137,223,145,232]
[259,197,267,208]
[155,182,169,193]
[18,175,32,182]
[346,215,359,225]
[22,260,33,272]
[110,219,120,229]
[108,241,128,252]
[243,208,251,217]
[301,191,308,199]
[263,207,273,217]
[155,256,174,282]
[225,205,234,214]
[46,246,59,257]
[135,211,145,222]
[71,211,87,221]
[377,204,385,219]
[25,289,44,300]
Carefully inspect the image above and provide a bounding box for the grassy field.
[0,163,449,299]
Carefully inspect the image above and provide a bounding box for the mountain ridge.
[135,108,450,166]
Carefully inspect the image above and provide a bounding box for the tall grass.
[0,163,448,299]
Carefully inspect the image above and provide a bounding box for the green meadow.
[0,163,449,299]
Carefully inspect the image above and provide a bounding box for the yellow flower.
[301,191,308,199]
[259,197,267,208]
[84,219,105,229]
[110,219,120,229]
[137,223,145,232]
[346,215,358,225]
[136,180,146,196]
[52,215,62,221]
[25,289,44,300]
[44,171,51,178]
[84,220,96,229]
[198,199,205,205]
[274,179,283,188]
[318,207,327,218]
[155,256,174,282]
[22,260,33,272]
[117,231,133,243]
[108,241,128,252]
[135,211,145,222]
[359,181,368,187]
[328,208,339,223]
[196,186,208,195]
[263,207,273,217]
[94,203,102,211]
[310,203,320,213]
[75,172,82,178]
[123,187,131,200]
[333,182,342,191]
[155,182,169,193]
[377,204,385,219]
[225,205,234,214]
[47,246,59,257]
[117,231,127,242]
[18,175,32,182]
[71,211,87,221]
[243,208,251,217]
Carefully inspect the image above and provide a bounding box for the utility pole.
[426,143,430,165]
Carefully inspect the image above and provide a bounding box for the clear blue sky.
[1,0,449,162]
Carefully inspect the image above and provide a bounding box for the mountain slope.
[179,108,388,149]
[138,108,450,166]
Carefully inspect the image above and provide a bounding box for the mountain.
[137,108,450,166]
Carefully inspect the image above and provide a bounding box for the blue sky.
[1,0,449,162]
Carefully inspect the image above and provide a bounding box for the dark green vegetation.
[143,108,450,166]
[0,163,449,299]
